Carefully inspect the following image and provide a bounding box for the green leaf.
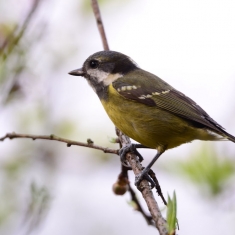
[166,191,177,235]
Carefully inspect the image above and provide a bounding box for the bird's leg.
[119,144,157,187]
[119,144,164,189]
[119,143,149,165]
[135,151,164,188]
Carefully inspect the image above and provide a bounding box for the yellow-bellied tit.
[69,51,235,187]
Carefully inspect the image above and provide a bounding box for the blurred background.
[0,0,235,234]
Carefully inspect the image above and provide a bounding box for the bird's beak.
[68,68,85,76]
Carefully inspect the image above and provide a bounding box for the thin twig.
[91,0,109,50]
[0,133,118,155]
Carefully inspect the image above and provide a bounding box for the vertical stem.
[91,0,110,50]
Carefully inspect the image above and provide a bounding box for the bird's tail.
[224,131,235,143]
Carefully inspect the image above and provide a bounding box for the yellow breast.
[100,84,218,150]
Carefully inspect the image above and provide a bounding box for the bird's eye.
[89,60,99,69]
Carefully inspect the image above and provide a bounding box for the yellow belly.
[101,85,218,150]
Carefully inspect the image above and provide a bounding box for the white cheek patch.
[103,73,123,86]
[87,69,108,82]
[87,69,122,86]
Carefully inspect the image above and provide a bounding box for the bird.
[69,50,235,187]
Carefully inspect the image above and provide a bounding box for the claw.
[119,143,144,166]
[119,144,161,189]
[135,170,156,189]
[135,150,164,189]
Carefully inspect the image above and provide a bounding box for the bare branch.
[91,0,109,50]
[116,129,168,234]
[0,133,118,155]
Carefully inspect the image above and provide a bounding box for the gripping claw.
[135,170,156,189]
[119,143,144,166]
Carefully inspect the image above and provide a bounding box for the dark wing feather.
[112,69,225,134]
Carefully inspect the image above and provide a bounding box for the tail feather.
[224,131,235,143]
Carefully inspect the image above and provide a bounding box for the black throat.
[87,76,109,100]
[95,83,109,100]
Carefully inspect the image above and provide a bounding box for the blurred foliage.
[0,0,42,105]
[0,0,61,233]
[0,154,27,225]
[2,155,29,179]
[164,145,235,197]
[0,155,51,231]
[23,182,51,234]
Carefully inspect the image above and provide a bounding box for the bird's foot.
[119,143,144,167]
[135,167,156,189]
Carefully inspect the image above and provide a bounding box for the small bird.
[69,51,235,187]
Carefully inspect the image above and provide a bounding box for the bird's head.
[69,51,138,93]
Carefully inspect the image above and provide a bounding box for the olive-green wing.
[112,69,224,133]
